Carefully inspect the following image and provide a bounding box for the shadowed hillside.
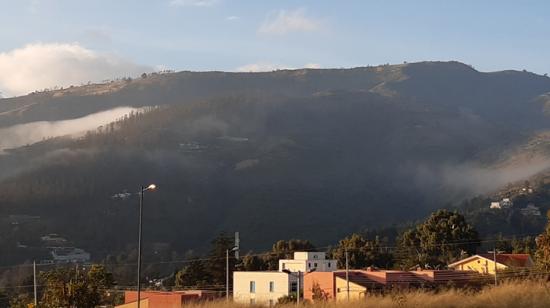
[0,61,550,264]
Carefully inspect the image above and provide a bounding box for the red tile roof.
[477,254,532,267]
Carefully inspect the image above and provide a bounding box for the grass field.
[188,280,550,307]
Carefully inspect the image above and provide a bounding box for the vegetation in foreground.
[186,280,550,308]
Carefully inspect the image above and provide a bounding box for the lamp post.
[226,246,239,301]
[282,268,316,305]
[137,184,156,308]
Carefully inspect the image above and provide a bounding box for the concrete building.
[448,254,533,275]
[279,252,337,273]
[520,204,541,216]
[51,247,90,263]
[233,271,295,306]
[303,269,481,302]
[233,251,337,306]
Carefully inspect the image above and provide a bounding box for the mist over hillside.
[1,61,550,264]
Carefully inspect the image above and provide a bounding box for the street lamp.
[282,268,316,305]
[226,246,239,301]
[137,184,156,308]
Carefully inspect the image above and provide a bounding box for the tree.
[206,233,236,285]
[175,259,210,288]
[310,282,330,301]
[331,233,393,269]
[263,239,316,270]
[396,210,479,269]
[535,210,550,270]
[241,253,267,271]
[39,265,115,308]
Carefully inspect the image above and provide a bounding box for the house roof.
[334,271,384,288]
[448,254,533,268]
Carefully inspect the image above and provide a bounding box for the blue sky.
[0,0,549,96]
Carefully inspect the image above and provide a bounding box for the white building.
[490,202,501,209]
[233,251,337,306]
[51,247,90,263]
[520,204,541,216]
[500,198,513,209]
[279,252,337,272]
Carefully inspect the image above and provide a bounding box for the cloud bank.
[258,8,320,35]
[0,43,151,97]
[0,107,141,151]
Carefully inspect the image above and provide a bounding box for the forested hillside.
[1,61,550,265]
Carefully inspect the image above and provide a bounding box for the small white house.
[500,198,513,209]
[51,247,90,263]
[490,202,501,209]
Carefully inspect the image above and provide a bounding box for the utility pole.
[33,260,37,307]
[345,249,350,301]
[137,186,144,308]
[226,249,229,301]
[493,247,497,286]
[296,270,300,306]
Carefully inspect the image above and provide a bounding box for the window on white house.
[269,281,275,292]
[250,281,256,293]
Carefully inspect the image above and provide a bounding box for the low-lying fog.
[0,106,140,151]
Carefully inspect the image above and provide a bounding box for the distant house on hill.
[448,254,533,275]
[500,198,513,208]
[490,202,501,209]
[520,204,541,216]
[51,247,90,263]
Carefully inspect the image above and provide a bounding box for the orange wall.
[125,291,194,308]
[303,272,335,302]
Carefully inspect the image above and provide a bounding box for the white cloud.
[236,62,321,72]
[226,15,239,21]
[169,0,218,7]
[258,8,320,35]
[0,43,152,97]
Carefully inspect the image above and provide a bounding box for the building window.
[328,262,331,268]
[314,263,317,268]
[308,262,311,268]
[269,281,275,292]
[250,281,256,293]
[269,299,274,307]
[291,282,297,292]
[250,298,256,305]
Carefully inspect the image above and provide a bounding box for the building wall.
[303,272,335,302]
[279,259,337,272]
[451,258,508,275]
[335,277,367,301]
[233,272,291,306]
[124,291,189,308]
[115,299,149,308]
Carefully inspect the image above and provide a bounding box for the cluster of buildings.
[489,198,542,216]
[232,251,534,306]
[114,251,534,307]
